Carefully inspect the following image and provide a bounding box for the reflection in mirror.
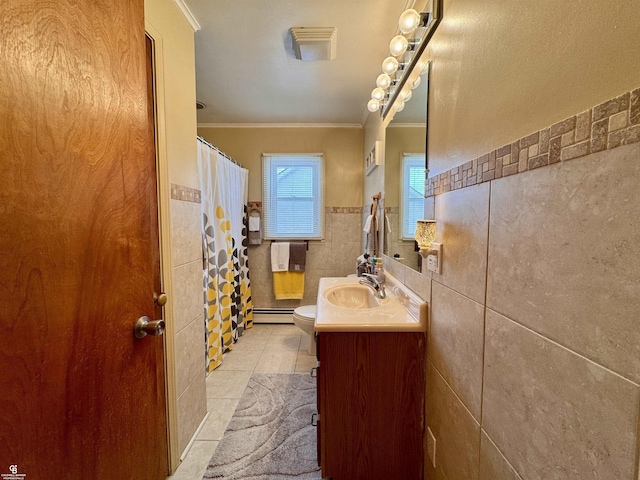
[382,64,428,271]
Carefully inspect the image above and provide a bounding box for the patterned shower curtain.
[198,140,253,372]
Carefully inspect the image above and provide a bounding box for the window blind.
[262,154,324,240]
[401,154,426,240]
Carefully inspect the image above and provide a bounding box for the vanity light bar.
[366,0,442,117]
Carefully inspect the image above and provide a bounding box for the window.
[262,154,324,240]
[401,154,426,240]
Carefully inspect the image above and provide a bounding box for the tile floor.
[167,323,318,480]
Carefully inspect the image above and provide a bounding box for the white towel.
[249,216,260,232]
[271,242,290,272]
[363,215,374,234]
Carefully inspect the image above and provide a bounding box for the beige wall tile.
[426,362,480,480]
[382,253,406,284]
[487,143,640,382]
[432,182,490,304]
[177,369,207,456]
[305,242,333,271]
[331,212,362,242]
[482,309,640,480]
[170,198,202,267]
[175,314,206,397]
[331,241,362,276]
[429,282,484,420]
[172,260,205,333]
[404,267,431,303]
[479,431,522,480]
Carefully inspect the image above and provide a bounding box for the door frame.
[144,22,180,473]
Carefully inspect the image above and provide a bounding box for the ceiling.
[183,0,413,126]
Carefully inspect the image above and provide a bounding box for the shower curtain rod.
[197,135,244,168]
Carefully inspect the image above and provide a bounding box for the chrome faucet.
[359,273,386,299]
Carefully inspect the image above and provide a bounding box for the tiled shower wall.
[249,207,364,309]
[169,185,207,456]
[386,88,640,479]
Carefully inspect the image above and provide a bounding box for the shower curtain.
[198,139,253,372]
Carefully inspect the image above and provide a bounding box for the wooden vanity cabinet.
[316,331,426,480]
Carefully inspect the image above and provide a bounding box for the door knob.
[154,292,168,307]
[135,316,165,339]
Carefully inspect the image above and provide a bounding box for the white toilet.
[293,305,316,355]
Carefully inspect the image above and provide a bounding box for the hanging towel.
[273,271,305,300]
[249,216,260,232]
[248,231,261,245]
[363,214,374,234]
[364,215,378,256]
[271,242,290,272]
[288,242,307,272]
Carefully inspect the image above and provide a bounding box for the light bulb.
[389,35,409,57]
[404,90,413,102]
[367,99,380,112]
[411,76,421,90]
[382,57,399,75]
[396,101,405,113]
[371,87,385,102]
[399,9,421,34]
[376,73,391,90]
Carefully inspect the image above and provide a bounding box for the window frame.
[400,153,426,241]
[262,153,325,241]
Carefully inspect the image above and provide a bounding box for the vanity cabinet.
[316,331,426,480]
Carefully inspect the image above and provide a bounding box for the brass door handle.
[135,316,165,339]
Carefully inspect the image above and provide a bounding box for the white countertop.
[314,275,427,333]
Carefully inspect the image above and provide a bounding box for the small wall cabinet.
[315,331,426,480]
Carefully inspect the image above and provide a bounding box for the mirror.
[382,64,429,271]
[364,0,442,271]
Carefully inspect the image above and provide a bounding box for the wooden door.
[0,1,169,479]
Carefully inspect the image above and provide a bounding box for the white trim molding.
[172,0,201,31]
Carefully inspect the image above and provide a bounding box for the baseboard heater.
[252,308,295,324]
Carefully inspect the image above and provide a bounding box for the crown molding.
[172,0,201,31]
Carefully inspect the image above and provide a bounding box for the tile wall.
[249,207,364,309]
[384,88,640,479]
[170,185,207,456]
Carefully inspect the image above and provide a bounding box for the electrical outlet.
[426,242,442,274]
[426,427,436,468]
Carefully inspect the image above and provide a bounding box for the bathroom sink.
[322,284,381,309]
[315,276,427,333]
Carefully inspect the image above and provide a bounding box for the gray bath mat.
[203,373,322,479]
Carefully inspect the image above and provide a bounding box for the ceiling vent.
[290,27,337,61]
